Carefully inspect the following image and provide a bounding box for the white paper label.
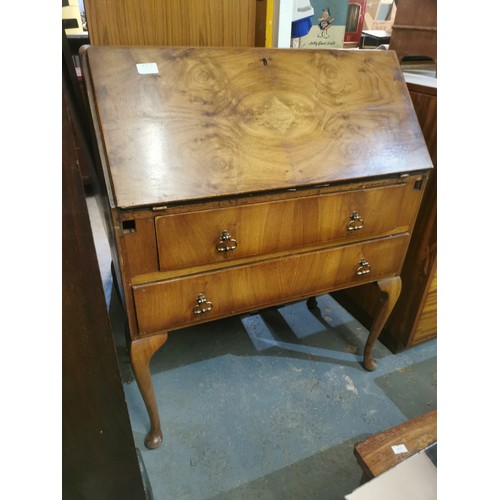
[136,63,159,75]
[391,444,408,454]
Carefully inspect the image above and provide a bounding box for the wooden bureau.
[81,46,433,449]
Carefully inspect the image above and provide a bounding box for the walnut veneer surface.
[82,46,433,449]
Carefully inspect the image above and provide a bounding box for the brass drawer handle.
[347,211,364,231]
[356,259,371,275]
[193,294,214,315]
[216,229,238,253]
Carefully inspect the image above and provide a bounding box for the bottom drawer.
[133,236,408,335]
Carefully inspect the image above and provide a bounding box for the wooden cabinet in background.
[389,0,437,62]
[84,0,263,47]
[333,76,437,353]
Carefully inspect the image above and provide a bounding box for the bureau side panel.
[120,218,159,277]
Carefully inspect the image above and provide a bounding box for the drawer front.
[155,182,421,271]
[133,235,408,335]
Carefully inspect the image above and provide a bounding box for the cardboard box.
[346,444,437,500]
[363,0,397,34]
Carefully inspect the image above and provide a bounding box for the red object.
[344,0,367,44]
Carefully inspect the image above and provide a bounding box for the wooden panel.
[389,0,437,62]
[254,0,267,47]
[390,0,437,27]
[390,29,437,62]
[354,410,437,479]
[84,46,432,208]
[412,281,437,344]
[383,84,436,347]
[85,0,256,47]
[408,85,437,165]
[62,84,147,498]
[133,235,408,335]
[121,218,159,277]
[156,181,422,271]
[428,271,437,294]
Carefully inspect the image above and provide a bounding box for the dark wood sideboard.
[63,77,149,497]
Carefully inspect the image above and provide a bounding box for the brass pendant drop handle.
[193,294,214,315]
[356,259,371,276]
[216,229,238,253]
[347,211,364,231]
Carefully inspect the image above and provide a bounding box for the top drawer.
[155,181,422,271]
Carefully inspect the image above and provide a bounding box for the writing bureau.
[81,46,433,449]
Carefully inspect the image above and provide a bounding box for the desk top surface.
[84,46,432,209]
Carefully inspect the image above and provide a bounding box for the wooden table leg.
[363,277,402,371]
[130,333,168,449]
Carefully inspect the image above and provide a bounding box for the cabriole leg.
[130,332,168,449]
[363,277,402,371]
